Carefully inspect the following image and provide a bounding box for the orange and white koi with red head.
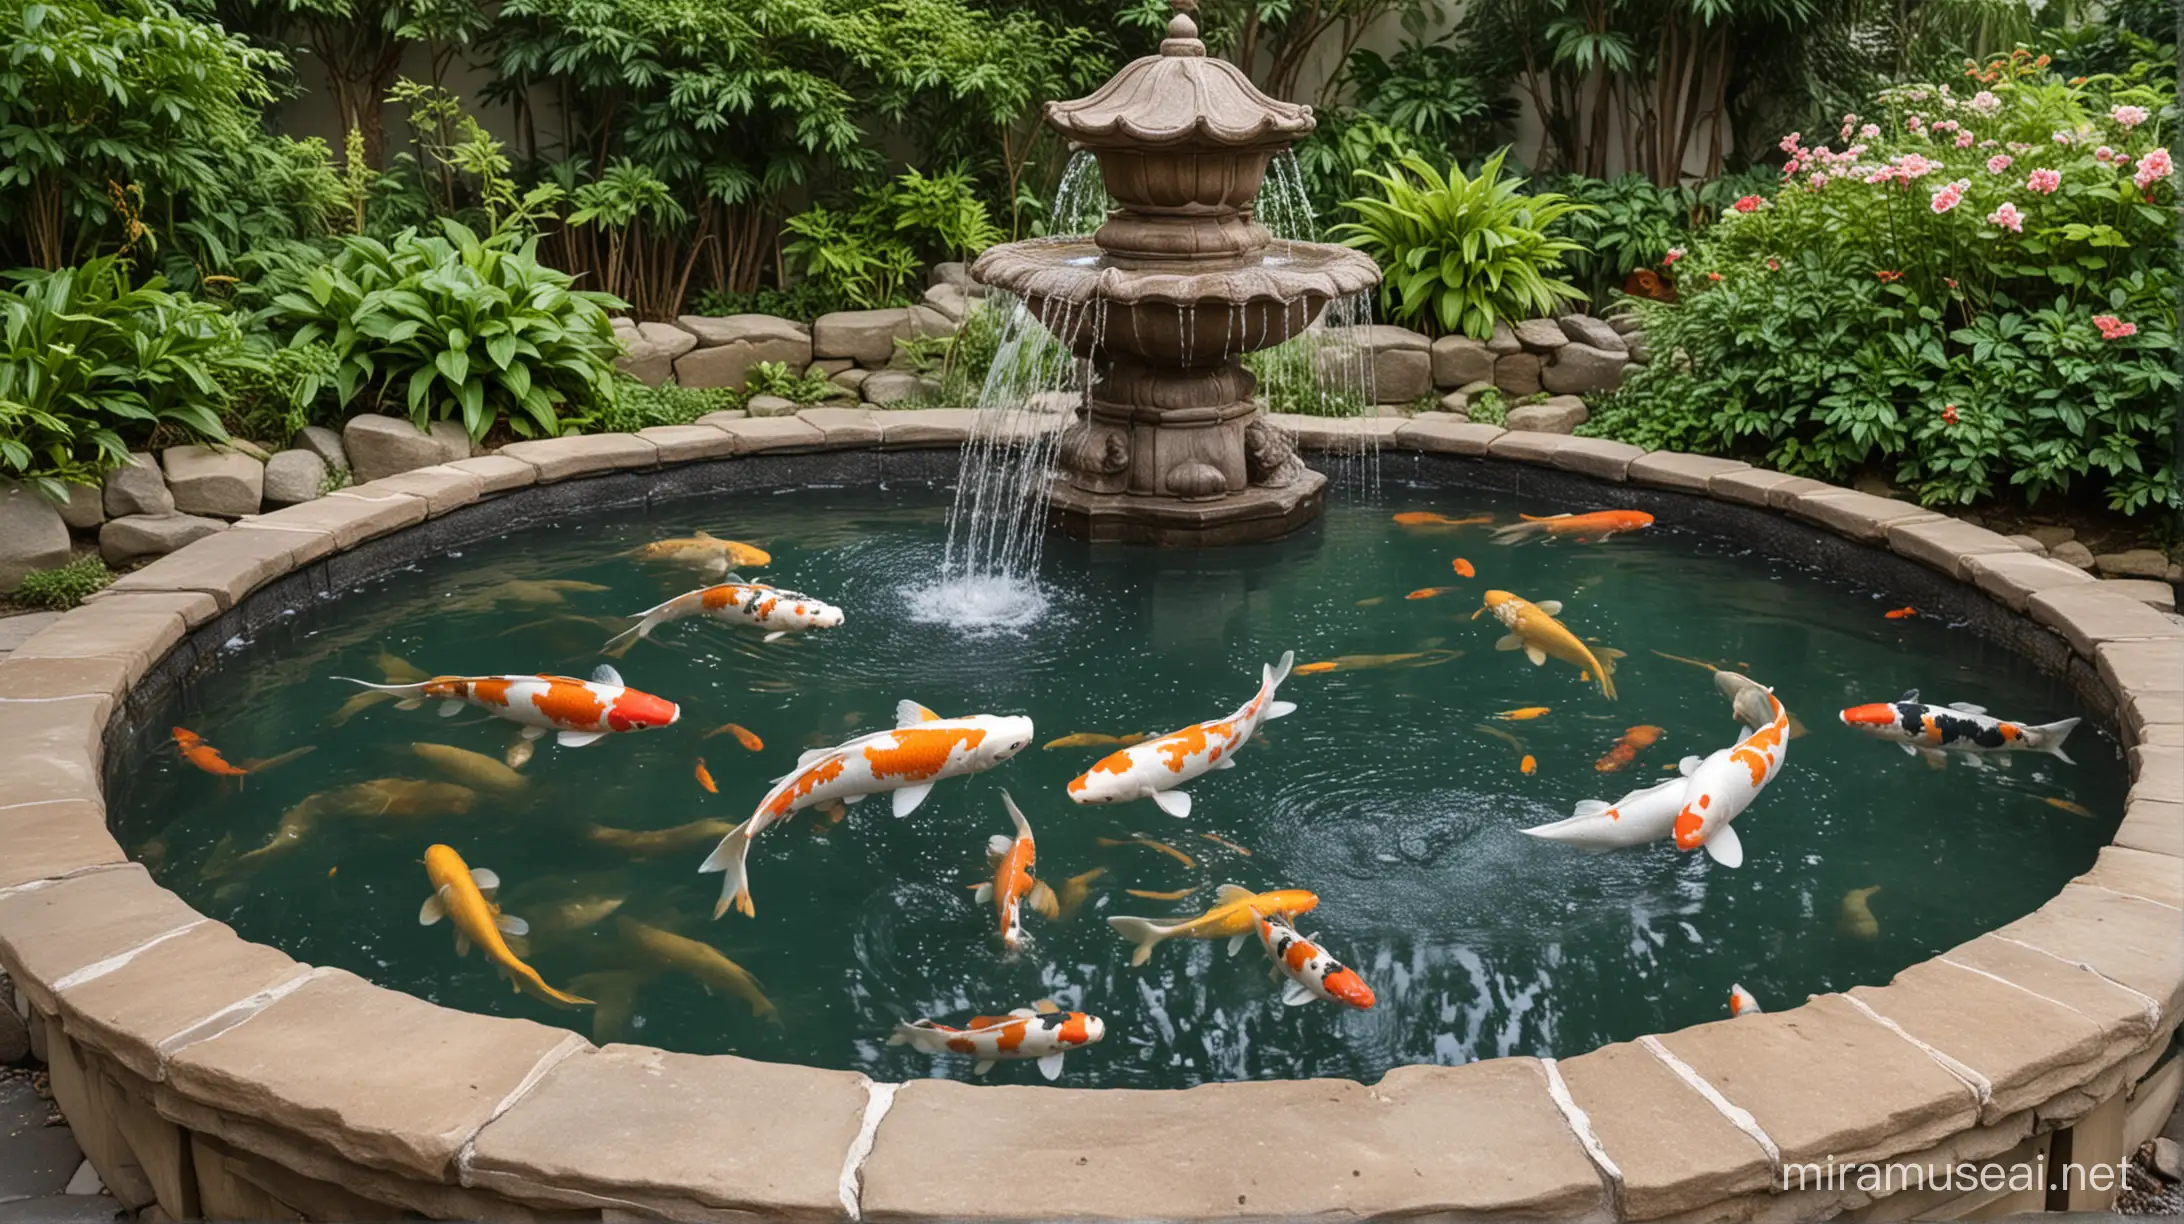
[701,700,1033,918]
[334,664,678,748]
[1257,915,1375,1009]
[1066,652,1296,818]
[888,1001,1104,1080]
[603,581,843,656]
[974,791,1058,953]
[1671,683,1790,867]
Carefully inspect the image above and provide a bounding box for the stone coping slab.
[162,968,587,1183]
[860,1059,1607,1220]
[0,419,2173,1223]
[462,1044,868,1221]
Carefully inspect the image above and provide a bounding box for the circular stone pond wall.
[1,408,2179,1223]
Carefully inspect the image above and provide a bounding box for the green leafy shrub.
[0,0,337,270]
[584,382,741,433]
[782,168,1003,311]
[1293,112,1423,231]
[687,283,856,324]
[744,362,848,407]
[1584,58,2179,515]
[261,217,625,442]
[0,258,244,499]
[12,553,112,609]
[1335,150,1591,339]
[222,342,340,447]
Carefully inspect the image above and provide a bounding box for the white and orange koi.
[1065,652,1296,818]
[1673,683,1790,868]
[602,580,842,656]
[419,844,590,1009]
[1476,590,1621,700]
[700,701,1033,918]
[1257,915,1375,1009]
[333,664,679,748]
[888,1001,1104,1080]
[974,792,1058,953]
[1729,983,1763,1016]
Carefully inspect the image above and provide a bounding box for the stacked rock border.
[1,409,2178,1223]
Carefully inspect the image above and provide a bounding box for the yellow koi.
[420,845,590,1008]
[1477,590,1620,699]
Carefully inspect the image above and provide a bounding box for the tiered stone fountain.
[970,0,1380,546]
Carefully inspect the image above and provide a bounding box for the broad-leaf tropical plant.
[0,258,244,500]
[1335,149,1591,338]
[262,216,626,442]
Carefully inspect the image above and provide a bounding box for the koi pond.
[112,481,2125,1089]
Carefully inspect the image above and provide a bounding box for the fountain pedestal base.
[1047,470,1325,547]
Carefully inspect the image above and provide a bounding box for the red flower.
[1707,272,1723,282]
[1941,405,1959,425]
[1732,195,1765,213]
[1766,259,1780,271]
[1876,270,1903,283]
[1945,277,1958,289]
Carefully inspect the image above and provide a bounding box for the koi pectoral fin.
[892,783,935,819]
[1280,981,1316,1006]
[1037,1052,1066,1081]
[1702,825,1745,868]
[1030,880,1059,919]
[1525,646,1548,666]
[1151,789,1192,819]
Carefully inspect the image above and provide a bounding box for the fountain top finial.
[1043,0,1313,150]
[1161,0,1202,55]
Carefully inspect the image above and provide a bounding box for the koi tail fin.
[1106,914,1180,966]
[698,820,758,919]
[1259,650,1298,720]
[511,964,593,1010]
[332,676,434,709]
[888,1020,946,1052]
[1592,649,1620,701]
[2027,717,2081,764]
[602,595,684,657]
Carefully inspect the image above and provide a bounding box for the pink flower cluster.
[1865,153,1941,184]
[2093,314,2137,341]
[2027,168,2061,194]
[1929,178,1972,213]
[1985,201,2023,232]
[1968,90,2001,116]
[2136,147,2173,191]
[2111,105,2149,129]
[1985,154,2012,174]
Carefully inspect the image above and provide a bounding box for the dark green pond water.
[114,483,2124,1088]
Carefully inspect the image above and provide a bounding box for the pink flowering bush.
[1585,54,2179,515]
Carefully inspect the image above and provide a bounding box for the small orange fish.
[1520,754,1538,775]
[1406,587,1448,601]
[1884,607,1918,620]
[1354,596,1386,607]
[1496,707,1551,721]
[1097,835,1197,869]
[2043,797,2094,818]
[1595,725,1666,772]
[1198,832,1252,856]
[703,723,765,752]
[1295,661,1339,675]
[173,727,250,780]
[1451,558,1476,578]
[1126,886,1202,901]
[695,758,718,794]
[1392,512,1492,527]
